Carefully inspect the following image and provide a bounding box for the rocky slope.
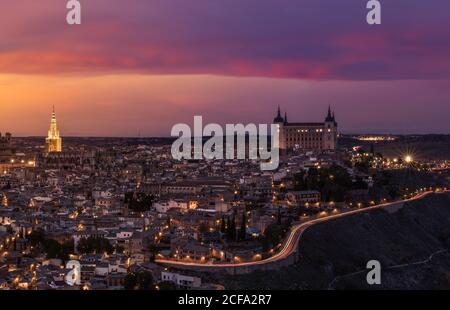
[222,193,450,290]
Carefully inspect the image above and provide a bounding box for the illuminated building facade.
[356,135,397,142]
[39,151,96,170]
[45,107,62,153]
[274,106,338,151]
[0,132,14,162]
[1,193,7,208]
[0,133,36,173]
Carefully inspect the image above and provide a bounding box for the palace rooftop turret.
[273,106,338,151]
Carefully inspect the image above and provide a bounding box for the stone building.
[274,106,338,151]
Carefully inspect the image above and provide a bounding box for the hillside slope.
[222,193,450,290]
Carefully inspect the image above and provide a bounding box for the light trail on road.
[155,190,449,269]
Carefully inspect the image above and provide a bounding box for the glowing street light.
[404,155,413,163]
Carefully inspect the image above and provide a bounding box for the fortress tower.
[274,106,338,151]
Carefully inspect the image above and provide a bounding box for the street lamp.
[404,155,413,163]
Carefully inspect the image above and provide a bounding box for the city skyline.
[2,77,450,137]
[1,1,450,294]
[1,1,450,136]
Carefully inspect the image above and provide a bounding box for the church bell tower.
[45,106,62,153]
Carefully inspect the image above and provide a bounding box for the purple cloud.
[0,0,449,79]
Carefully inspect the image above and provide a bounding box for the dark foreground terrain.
[222,193,450,290]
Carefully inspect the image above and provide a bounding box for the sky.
[1,0,450,136]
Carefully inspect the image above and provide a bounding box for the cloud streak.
[1,0,450,80]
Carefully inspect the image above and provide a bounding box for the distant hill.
[222,193,450,290]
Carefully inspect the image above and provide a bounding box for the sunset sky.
[1,0,450,136]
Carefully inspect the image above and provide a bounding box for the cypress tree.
[239,212,247,241]
[277,206,282,226]
[226,216,232,240]
[220,215,226,234]
[230,214,236,241]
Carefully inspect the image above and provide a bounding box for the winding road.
[155,189,449,270]
[327,249,449,289]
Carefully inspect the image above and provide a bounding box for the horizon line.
[7,133,450,139]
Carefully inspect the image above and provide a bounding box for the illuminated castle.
[45,106,62,153]
[274,106,338,151]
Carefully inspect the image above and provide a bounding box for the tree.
[355,161,370,174]
[370,143,375,155]
[124,273,137,290]
[232,215,236,241]
[158,281,177,290]
[239,211,247,241]
[124,192,134,203]
[198,222,209,234]
[124,271,154,290]
[227,214,236,241]
[60,239,74,261]
[126,192,155,212]
[277,206,282,226]
[225,217,231,239]
[42,239,62,259]
[147,244,159,262]
[220,215,226,234]
[28,229,46,246]
[42,239,72,261]
[77,236,114,254]
[261,223,286,252]
[28,230,73,261]
[292,164,361,202]
[136,271,154,290]
[115,244,125,254]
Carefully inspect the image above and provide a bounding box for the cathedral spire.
[46,107,62,153]
[273,105,285,123]
[51,105,56,121]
